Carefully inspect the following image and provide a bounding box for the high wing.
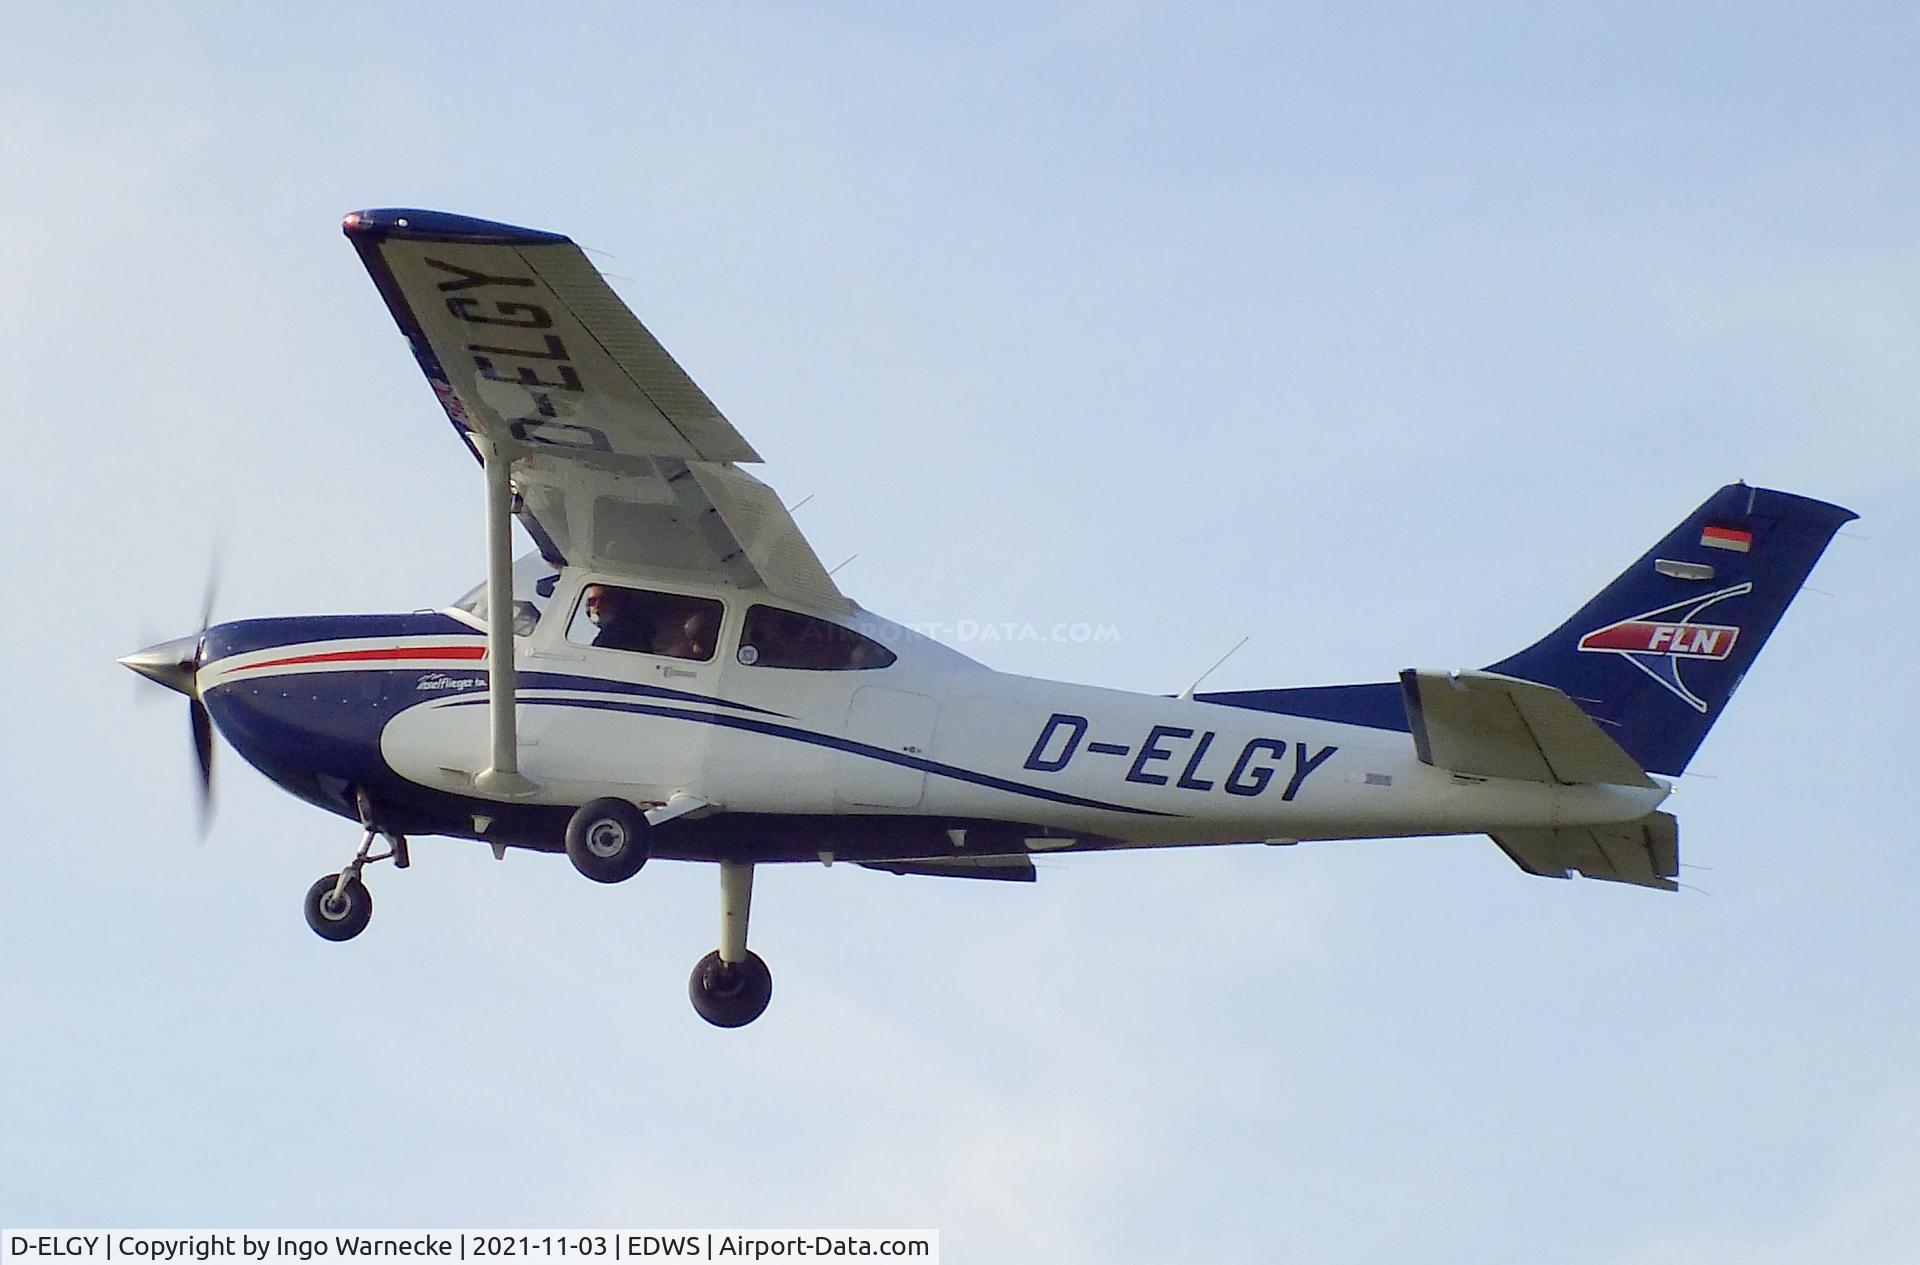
[343,208,847,611]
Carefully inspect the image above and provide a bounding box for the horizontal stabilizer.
[860,856,1037,882]
[1400,669,1654,787]
[1490,811,1679,891]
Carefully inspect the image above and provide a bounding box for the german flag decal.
[1701,524,1753,552]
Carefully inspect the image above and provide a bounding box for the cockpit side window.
[738,605,897,670]
[567,584,723,662]
[451,551,559,637]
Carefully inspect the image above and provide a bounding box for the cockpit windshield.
[451,551,561,636]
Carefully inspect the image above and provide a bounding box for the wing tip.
[341,208,570,246]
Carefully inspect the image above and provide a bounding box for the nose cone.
[120,634,202,697]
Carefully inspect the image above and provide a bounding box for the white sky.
[4,4,1917,1260]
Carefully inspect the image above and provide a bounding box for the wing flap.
[1400,669,1654,787]
[690,463,848,610]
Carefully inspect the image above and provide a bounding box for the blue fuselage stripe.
[514,672,789,717]
[207,663,791,720]
[438,696,1174,818]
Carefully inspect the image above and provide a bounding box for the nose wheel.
[302,826,407,942]
[304,873,372,940]
[689,860,772,1027]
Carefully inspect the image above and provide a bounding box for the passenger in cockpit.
[657,606,719,661]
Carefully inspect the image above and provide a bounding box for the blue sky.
[4,4,1917,1261]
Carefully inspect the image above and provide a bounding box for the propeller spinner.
[122,566,220,829]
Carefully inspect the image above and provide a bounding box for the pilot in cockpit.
[583,584,654,653]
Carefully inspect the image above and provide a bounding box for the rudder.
[1487,483,1854,776]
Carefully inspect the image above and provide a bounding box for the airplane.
[121,208,1855,1028]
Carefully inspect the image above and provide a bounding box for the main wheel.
[564,798,651,883]
[303,874,372,941]
[688,950,773,1028]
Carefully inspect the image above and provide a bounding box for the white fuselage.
[201,565,1669,856]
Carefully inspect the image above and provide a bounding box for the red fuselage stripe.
[233,645,488,672]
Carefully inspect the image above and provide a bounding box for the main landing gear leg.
[689,860,772,1028]
[303,827,407,942]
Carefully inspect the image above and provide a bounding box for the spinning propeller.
[120,564,220,832]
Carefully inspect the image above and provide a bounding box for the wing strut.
[473,437,537,798]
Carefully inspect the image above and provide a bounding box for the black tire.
[304,874,372,941]
[564,798,651,883]
[688,949,773,1028]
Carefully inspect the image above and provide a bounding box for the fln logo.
[1578,619,1738,659]
[1577,582,1751,713]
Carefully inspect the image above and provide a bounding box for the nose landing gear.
[302,827,408,942]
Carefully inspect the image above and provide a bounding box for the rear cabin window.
[568,584,723,662]
[738,605,896,671]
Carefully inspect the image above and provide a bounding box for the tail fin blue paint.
[1487,483,1854,776]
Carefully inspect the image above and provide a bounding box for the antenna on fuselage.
[1180,636,1250,701]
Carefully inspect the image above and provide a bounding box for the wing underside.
[344,209,846,609]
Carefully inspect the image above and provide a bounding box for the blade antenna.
[1180,636,1250,701]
